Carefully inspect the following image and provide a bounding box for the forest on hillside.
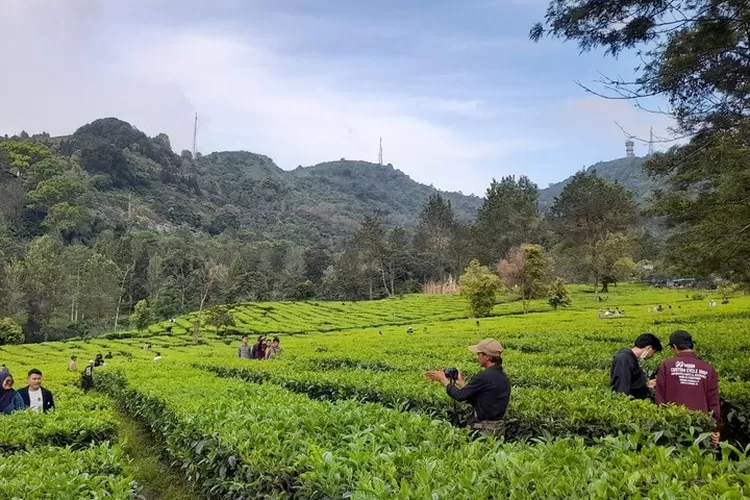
[0,110,745,342]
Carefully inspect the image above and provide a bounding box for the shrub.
[0,317,23,345]
[548,278,572,310]
[459,260,502,317]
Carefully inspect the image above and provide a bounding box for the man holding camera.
[426,338,510,436]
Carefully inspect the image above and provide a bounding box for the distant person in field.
[105,351,113,359]
[426,338,510,436]
[94,353,104,367]
[407,326,414,335]
[656,330,721,447]
[252,336,266,359]
[265,337,282,359]
[81,362,95,392]
[0,372,25,414]
[238,336,252,359]
[18,369,55,413]
[610,333,663,399]
[154,352,162,361]
[68,356,78,372]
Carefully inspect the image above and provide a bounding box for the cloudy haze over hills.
[1,0,676,195]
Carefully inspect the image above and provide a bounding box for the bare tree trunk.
[114,264,133,331]
[380,264,392,298]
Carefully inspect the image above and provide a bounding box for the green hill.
[27,118,481,248]
[538,156,661,210]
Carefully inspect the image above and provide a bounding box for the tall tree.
[497,244,549,313]
[129,299,151,332]
[472,176,541,265]
[532,0,750,288]
[594,233,637,293]
[550,172,638,293]
[356,216,388,299]
[531,0,750,133]
[646,126,750,288]
[414,193,458,281]
[303,247,332,284]
[23,236,68,339]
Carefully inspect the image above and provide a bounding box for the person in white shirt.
[154,352,162,361]
[18,369,55,413]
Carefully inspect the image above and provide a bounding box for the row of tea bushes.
[98,362,750,499]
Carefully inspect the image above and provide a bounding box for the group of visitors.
[598,307,625,319]
[610,330,721,446]
[238,335,282,360]
[0,367,55,414]
[421,328,723,445]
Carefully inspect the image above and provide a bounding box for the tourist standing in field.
[68,356,78,372]
[426,338,510,436]
[81,362,95,392]
[656,330,721,446]
[252,336,267,359]
[238,336,252,359]
[18,369,55,413]
[265,337,282,359]
[0,372,25,414]
[610,333,663,399]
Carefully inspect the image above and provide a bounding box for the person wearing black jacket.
[610,333,663,399]
[18,369,55,413]
[427,338,510,435]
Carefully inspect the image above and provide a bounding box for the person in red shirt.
[655,330,721,446]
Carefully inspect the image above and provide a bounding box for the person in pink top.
[655,330,721,447]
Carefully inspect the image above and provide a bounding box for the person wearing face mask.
[610,333,663,399]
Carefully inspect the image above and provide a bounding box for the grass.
[115,408,195,500]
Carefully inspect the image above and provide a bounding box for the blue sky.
[1,0,675,195]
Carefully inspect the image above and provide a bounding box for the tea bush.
[1,283,749,497]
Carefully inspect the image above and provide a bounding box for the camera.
[443,367,459,382]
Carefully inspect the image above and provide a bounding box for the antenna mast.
[378,137,383,165]
[192,112,198,160]
[647,126,654,156]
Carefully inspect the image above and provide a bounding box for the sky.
[0,0,677,196]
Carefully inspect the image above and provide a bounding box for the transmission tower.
[378,137,383,165]
[192,112,198,160]
[625,138,635,158]
[647,126,654,156]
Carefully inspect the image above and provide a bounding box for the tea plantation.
[2,284,750,498]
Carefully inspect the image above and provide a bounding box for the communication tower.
[378,137,383,165]
[647,127,654,156]
[625,138,635,158]
[192,112,198,160]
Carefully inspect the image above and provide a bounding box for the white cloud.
[0,0,554,195]
[114,31,539,194]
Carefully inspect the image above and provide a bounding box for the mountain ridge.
[538,155,658,210]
